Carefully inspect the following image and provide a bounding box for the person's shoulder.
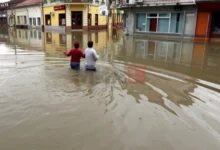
[92,48,97,52]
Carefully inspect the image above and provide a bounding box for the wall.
[28,5,42,26]
[14,7,28,25]
[88,5,107,26]
[43,6,65,26]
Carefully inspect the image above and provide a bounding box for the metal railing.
[43,0,103,4]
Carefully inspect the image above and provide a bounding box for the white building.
[7,0,42,29]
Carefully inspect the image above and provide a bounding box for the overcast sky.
[0,0,10,3]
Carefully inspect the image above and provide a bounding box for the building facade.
[7,0,42,29]
[119,0,197,39]
[43,0,108,33]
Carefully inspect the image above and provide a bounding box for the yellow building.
[43,1,107,32]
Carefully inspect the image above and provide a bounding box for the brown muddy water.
[0,28,220,150]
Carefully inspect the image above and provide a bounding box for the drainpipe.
[26,8,29,29]
[41,1,44,32]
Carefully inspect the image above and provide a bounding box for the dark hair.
[88,41,93,48]
[74,41,79,48]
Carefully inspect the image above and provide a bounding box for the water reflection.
[114,38,220,84]
[1,28,220,150]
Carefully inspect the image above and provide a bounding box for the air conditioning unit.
[50,12,54,16]
[135,0,143,3]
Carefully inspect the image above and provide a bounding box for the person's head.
[74,41,79,48]
[88,41,93,48]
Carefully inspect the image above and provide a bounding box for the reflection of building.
[0,28,9,42]
[43,0,107,32]
[114,37,220,83]
[8,28,44,50]
[7,0,42,29]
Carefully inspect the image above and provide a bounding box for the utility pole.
[10,0,17,55]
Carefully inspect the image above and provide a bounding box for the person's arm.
[92,49,99,61]
[63,49,72,56]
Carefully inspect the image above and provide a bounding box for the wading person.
[84,41,99,71]
[64,41,85,70]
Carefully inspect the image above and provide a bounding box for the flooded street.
[0,28,220,150]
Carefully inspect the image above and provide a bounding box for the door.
[150,18,157,32]
[88,14,91,26]
[195,12,210,37]
[72,11,82,29]
[184,13,196,35]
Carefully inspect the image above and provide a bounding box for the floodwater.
[0,28,220,150]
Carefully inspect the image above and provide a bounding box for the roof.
[16,0,42,7]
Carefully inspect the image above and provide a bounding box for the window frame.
[135,12,184,34]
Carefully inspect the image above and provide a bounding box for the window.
[170,13,184,33]
[38,17,41,26]
[136,14,146,31]
[29,18,32,25]
[136,13,184,34]
[88,14,91,26]
[33,18,36,26]
[95,14,98,25]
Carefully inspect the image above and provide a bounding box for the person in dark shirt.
[64,41,85,70]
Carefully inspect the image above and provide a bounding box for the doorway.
[45,15,51,25]
[71,11,82,29]
[211,12,220,38]
[59,14,66,26]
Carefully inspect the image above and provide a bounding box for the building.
[0,1,10,27]
[7,0,42,29]
[195,0,220,41]
[118,0,197,39]
[43,0,108,33]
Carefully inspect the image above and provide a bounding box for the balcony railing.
[43,0,94,5]
[120,0,195,5]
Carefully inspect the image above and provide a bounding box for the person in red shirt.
[63,41,85,70]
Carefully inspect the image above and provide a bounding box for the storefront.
[195,2,220,40]
[123,5,197,37]
[43,3,107,32]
